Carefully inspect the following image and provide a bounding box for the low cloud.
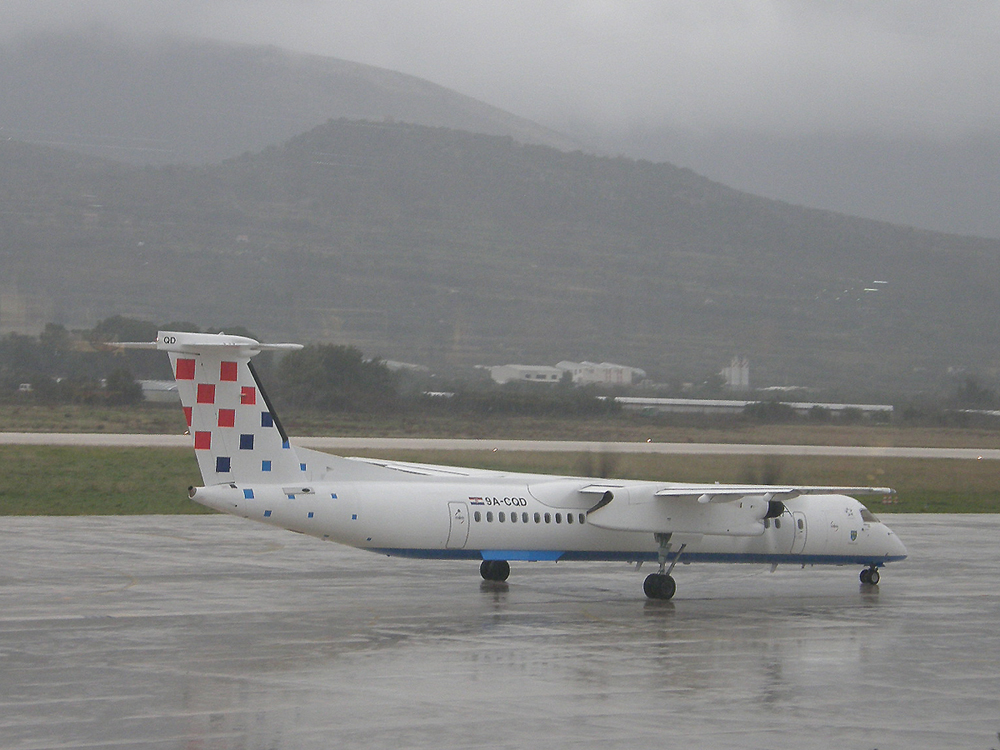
[3,1,998,137]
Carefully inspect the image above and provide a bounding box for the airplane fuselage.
[192,473,906,568]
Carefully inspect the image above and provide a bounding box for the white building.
[721,357,750,391]
[489,360,646,387]
[615,396,893,418]
[489,364,564,385]
[556,361,644,386]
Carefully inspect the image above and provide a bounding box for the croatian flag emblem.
[469,497,485,505]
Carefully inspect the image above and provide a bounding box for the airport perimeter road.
[0,514,997,750]
[2,431,1000,459]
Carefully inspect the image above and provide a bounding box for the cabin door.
[446,502,470,549]
[790,511,807,554]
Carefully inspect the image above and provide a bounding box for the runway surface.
[1,514,997,749]
[2,431,999,459]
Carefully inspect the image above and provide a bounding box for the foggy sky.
[4,1,998,140]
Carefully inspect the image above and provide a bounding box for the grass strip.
[0,446,205,515]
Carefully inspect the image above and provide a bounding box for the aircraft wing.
[580,482,893,536]
[652,484,892,502]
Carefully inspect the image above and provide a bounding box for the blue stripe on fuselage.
[367,548,906,566]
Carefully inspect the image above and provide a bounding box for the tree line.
[4,316,995,422]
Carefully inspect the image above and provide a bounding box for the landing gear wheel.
[860,567,880,585]
[643,573,676,600]
[480,560,510,582]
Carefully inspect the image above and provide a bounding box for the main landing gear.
[480,560,510,582]
[859,565,881,585]
[644,533,686,600]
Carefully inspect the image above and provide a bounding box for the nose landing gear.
[859,565,880,585]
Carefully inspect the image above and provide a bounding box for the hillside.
[1,121,998,395]
[0,32,578,165]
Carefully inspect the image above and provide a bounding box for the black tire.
[643,573,676,600]
[860,569,871,584]
[868,568,880,585]
[493,560,510,582]
[643,573,660,599]
[480,560,510,582]
[660,574,676,600]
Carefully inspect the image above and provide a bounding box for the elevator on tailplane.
[119,331,907,600]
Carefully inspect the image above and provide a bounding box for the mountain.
[5,31,997,242]
[0,31,578,165]
[573,124,1000,241]
[2,120,998,395]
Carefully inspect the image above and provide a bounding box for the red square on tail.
[220,361,238,382]
[241,386,256,405]
[183,407,192,426]
[194,431,211,450]
[218,409,235,428]
[176,359,196,380]
[197,383,216,404]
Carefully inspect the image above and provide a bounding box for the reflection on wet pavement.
[0,514,996,750]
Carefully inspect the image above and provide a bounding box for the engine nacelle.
[764,500,785,519]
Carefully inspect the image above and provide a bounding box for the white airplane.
[122,331,907,599]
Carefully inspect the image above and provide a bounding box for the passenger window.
[511,512,517,523]
[774,518,781,529]
[797,519,804,530]
[764,518,770,529]
[555,513,562,524]
[498,512,506,522]
[567,514,574,525]
[487,512,493,523]
[544,513,551,523]
[522,512,529,523]
[579,514,586,524]
[534,512,541,523]
[474,511,481,523]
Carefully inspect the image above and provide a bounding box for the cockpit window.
[860,507,880,523]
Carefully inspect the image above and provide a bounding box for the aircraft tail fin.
[124,331,306,485]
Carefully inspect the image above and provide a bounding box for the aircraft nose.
[885,525,908,560]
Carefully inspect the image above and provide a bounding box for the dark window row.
[472,510,586,525]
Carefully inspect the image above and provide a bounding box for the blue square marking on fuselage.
[264,510,272,518]
[243,489,254,499]
[262,460,272,472]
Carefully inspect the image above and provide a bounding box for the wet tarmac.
[1,514,997,750]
